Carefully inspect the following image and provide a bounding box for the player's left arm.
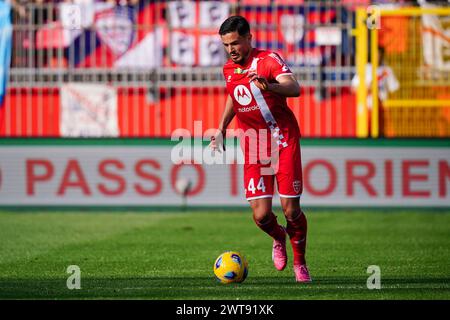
[248,73,300,97]
[270,74,300,97]
[247,54,300,97]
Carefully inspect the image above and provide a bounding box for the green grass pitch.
[0,209,449,300]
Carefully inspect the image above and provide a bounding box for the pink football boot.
[294,264,312,283]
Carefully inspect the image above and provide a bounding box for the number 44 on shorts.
[247,177,266,194]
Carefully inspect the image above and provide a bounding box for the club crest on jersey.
[234,85,252,106]
[234,68,248,74]
[293,180,302,193]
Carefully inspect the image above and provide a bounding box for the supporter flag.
[0,1,12,108]
[240,3,350,67]
[60,83,119,137]
[420,3,450,71]
[168,1,230,66]
[50,1,164,69]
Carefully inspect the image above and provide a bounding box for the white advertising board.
[0,142,448,207]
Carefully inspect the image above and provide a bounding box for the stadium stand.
[0,0,448,138]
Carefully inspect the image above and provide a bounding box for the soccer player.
[210,16,311,282]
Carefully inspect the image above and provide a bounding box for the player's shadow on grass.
[1,276,449,299]
[309,276,450,285]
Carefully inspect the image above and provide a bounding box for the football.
[213,251,248,284]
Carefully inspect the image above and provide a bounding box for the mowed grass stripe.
[0,210,449,299]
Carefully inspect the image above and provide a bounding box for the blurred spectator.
[9,0,26,20]
[8,0,27,68]
[106,0,139,5]
[351,47,399,136]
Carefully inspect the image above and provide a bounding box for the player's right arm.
[210,95,235,152]
[218,95,235,135]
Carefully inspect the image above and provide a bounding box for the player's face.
[221,31,252,65]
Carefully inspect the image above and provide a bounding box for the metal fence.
[380,7,450,137]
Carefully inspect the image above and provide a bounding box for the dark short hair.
[219,16,250,36]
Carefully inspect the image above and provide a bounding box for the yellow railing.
[354,7,450,138]
[353,8,368,138]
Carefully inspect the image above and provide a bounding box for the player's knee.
[251,208,272,225]
[283,207,302,221]
[250,199,273,224]
[281,198,301,219]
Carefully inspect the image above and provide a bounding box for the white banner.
[114,29,163,69]
[199,35,226,67]
[315,27,342,46]
[0,144,449,207]
[60,84,119,137]
[199,2,230,28]
[170,31,195,66]
[420,3,450,71]
[168,1,196,28]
